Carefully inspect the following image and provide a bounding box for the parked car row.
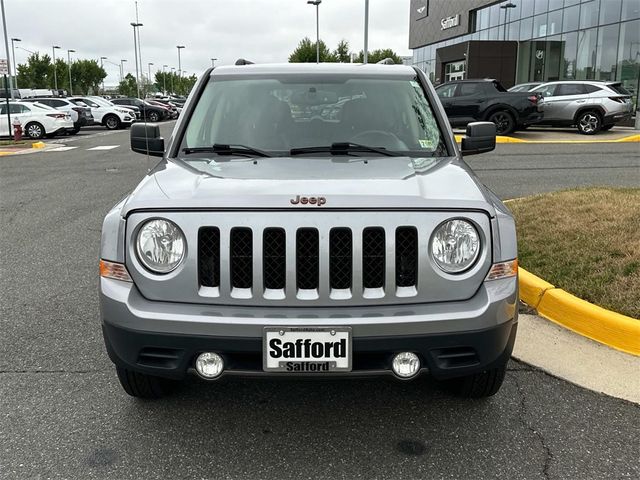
[0,94,183,139]
[436,79,633,135]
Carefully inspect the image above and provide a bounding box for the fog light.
[195,352,224,379]
[392,352,421,378]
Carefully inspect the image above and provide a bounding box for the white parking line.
[86,145,120,151]
[46,146,78,152]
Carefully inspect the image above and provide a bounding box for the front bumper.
[101,276,518,380]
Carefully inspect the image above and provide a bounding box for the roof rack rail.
[235,58,254,66]
[376,58,396,65]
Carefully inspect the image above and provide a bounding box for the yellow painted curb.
[519,267,640,356]
[454,134,525,143]
[32,142,46,149]
[454,133,640,144]
[617,134,640,143]
[518,268,554,309]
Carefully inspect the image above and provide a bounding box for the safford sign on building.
[410,0,640,104]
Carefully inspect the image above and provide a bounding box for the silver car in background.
[532,80,633,134]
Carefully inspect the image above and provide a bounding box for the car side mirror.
[130,123,164,157]
[460,121,496,156]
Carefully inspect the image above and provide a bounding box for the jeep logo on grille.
[290,195,326,206]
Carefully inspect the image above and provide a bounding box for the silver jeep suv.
[532,80,633,134]
[100,62,518,399]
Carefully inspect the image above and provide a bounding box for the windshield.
[88,96,112,108]
[182,75,446,156]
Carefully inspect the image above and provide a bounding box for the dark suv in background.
[435,79,543,135]
[111,98,169,122]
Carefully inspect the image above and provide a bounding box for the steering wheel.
[349,130,408,150]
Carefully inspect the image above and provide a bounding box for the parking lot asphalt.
[1,123,639,479]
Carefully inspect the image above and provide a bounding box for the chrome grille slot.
[198,227,220,288]
[230,227,253,294]
[395,226,418,296]
[329,228,352,290]
[362,227,385,289]
[296,228,320,295]
[263,228,286,290]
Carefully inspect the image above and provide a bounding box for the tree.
[16,53,106,94]
[70,60,107,95]
[118,74,138,97]
[355,48,403,64]
[289,37,337,63]
[16,53,53,89]
[334,39,351,63]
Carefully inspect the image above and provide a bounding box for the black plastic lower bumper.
[103,320,517,381]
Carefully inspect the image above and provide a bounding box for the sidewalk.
[0,141,55,156]
[454,126,639,143]
[513,313,640,404]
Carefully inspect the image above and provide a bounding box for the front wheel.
[488,110,515,135]
[148,111,160,122]
[104,114,121,130]
[443,360,508,398]
[115,366,175,399]
[576,111,602,135]
[25,122,45,139]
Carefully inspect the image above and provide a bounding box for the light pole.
[162,64,168,94]
[120,59,127,82]
[67,49,75,95]
[307,1,321,63]
[176,45,185,77]
[170,67,175,94]
[364,0,369,64]
[1,0,15,98]
[100,56,107,94]
[211,58,218,68]
[131,22,143,98]
[10,37,20,90]
[147,62,153,94]
[500,2,517,41]
[52,45,60,91]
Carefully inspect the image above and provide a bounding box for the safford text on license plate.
[263,327,352,372]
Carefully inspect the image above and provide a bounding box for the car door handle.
[576,100,586,103]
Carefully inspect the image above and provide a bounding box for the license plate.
[263,327,352,372]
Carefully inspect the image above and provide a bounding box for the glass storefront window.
[621,0,640,21]
[596,24,621,80]
[535,0,549,15]
[576,27,598,79]
[549,0,564,10]
[561,31,579,78]
[617,19,640,106]
[545,35,563,80]
[548,9,563,35]
[579,0,600,29]
[489,26,500,40]
[521,0,535,18]
[562,5,580,32]
[480,29,489,40]
[489,4,501,28]
[521,16,534,39]
[478,7,489,30]
[564,0,580,6]
[599,0,622,25]
[533,13,548,37]
[508,20,521,41]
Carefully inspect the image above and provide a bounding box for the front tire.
[25,122,45,139]
[104,114,121,130]
[148,111,160,122]
[488,110,516,135]
[115,366,174,399]
[444,360,508,398]
[576,111,602,135]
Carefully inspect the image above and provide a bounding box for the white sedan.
[0,101,73,139]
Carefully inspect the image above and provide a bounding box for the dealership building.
[409,0,640,101]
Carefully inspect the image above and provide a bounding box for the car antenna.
[235,58,254,66]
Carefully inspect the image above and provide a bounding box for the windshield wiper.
[290,142,401,157]
[182,144,271,157]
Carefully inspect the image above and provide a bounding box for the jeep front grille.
[197,225,421,302]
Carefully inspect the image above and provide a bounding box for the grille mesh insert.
[198,227,220,287]
[230,227,253,289]
[329,228,352,290]
[395,227,418,287]
[296,228,319,290]
[263,228,286,290]
[362,227,385,288]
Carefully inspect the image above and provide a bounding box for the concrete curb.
[454,133,640,144]
[518,267,640,356]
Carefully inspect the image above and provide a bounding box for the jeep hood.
[121,156,496,216]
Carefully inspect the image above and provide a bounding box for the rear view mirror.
[460,122,496,156]
[130,123,164,157]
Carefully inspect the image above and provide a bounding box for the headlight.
[430,219,480,273]
[136,219,186,273]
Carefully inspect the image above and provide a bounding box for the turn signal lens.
[99,259,133,282]
[485,259,518,281]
